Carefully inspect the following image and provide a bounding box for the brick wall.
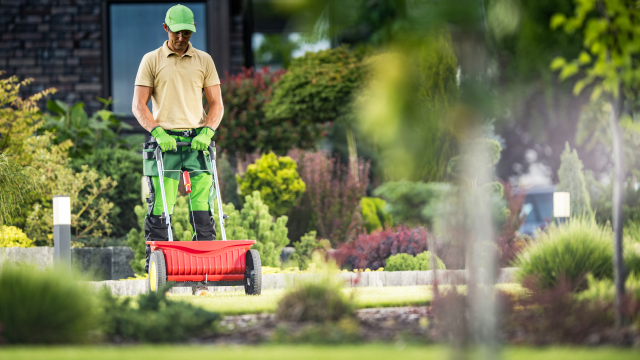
[0,0,104,113]
[0,0,246,117]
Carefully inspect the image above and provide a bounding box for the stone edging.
[88,268,520,296]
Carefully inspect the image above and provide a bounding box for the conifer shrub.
[214,191,289,267]
[237,152,306,217]
[0,265,95,343]
[557,142,592,216]
[289,231,331,270]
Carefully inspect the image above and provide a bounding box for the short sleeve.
[203,56,221,87]
[134,53,154,87]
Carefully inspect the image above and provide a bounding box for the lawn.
[169,284,528,315]
[1,345,639,360]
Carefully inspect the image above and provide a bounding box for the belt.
[165,129,197,137]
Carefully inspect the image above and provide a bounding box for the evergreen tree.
[557,142,592,216]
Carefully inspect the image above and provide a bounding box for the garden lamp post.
[53,195,71,269]
[553,191,571,223]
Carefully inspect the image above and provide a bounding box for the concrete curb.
[89,268,520,296]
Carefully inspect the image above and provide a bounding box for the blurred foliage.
[0,72,56,155]
[360,197,393,234]
[356,35,459,181]
[41,98,132,159]
[99,286,220,342]
[577,273,640,304]
[288,231,331,271]
[273,318,361,344]
[217,153,241,209]
[126,204,147,275]
[514,217,640,289]
[72,148,141,238]
[0,264,96,344]
[237,152,306,217]
[255,33,301,69]
[214,191,289,267]
[20,135,116,245]
[276,253,355,323]
[385,251,445,272]
[0,225,33,247]
[557,142,592,217]
[374,180,451,228]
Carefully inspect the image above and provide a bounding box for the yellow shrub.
[0,226,33,248]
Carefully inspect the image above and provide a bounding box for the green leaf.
[550,57,567,70]
[550,14,567,30]
[578,51,591,65]
[590,85,603,102]
[46,99,68,115]
[559,63,579,80]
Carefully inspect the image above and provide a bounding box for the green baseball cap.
[165,4,196,33]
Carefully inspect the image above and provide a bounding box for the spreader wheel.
[245,249,262,295]
[148,250,166,293]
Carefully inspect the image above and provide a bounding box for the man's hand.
[191,127,215,151]
[151,127,177,152]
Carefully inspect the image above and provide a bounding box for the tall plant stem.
[346,127,359,183]
[609,98,627,328]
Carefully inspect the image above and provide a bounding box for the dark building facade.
[0,0,285,129]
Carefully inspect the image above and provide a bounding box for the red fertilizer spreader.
[146,142,261,295]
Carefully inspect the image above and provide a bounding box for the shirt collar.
[162,41,195,57]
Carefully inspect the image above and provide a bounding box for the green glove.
[151,126,176,152]
[191,127,215,151]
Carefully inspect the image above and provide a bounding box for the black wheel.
[245,249,262,295]
[148,250,166,293]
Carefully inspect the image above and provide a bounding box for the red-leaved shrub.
[333,226,429,270]
[288,150,370,246]
[496,182,529,267]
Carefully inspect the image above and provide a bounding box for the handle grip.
[176,142,192,147]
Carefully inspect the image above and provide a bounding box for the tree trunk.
[609,99,626,328]
[346,127,359,182]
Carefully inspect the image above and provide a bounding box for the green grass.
[169,284,529,315]
[1,345,639,360]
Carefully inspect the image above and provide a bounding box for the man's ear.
[163,23,169,33]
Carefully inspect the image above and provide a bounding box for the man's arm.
[203,84,224,130]
[132,85,159,132]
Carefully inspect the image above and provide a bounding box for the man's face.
[163,23,194,52]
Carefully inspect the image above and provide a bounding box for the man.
[132,4,224,296]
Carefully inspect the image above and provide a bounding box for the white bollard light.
[53,195,71,268]
[553,192,571,219]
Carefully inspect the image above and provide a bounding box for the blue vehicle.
[518,186,555,236]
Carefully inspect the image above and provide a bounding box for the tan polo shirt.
[134,41,220,130]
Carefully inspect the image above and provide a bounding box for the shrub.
[72,148,142,238]
[237,152,306,216]
[99,286,220,342]
[126,204,147,274]
[374,180,451,227]
[0,154,38,225]
[385,251,446,271]
[216,67,311,156]
[557,142,592,216]
[214,191,289,267]
[514,217,613,289]
[361,197,393,233]
[288,150,369,246]
[266,46,370,148]
[20,135,117,245]
[276,255,355,323]
[289,231,331,270]
[496,182,529,266]
[0,225,33,247]
[41,98,132,159]
[0,265,95,343]
[333,226,430,270]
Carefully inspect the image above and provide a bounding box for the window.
[109,3,207,115]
